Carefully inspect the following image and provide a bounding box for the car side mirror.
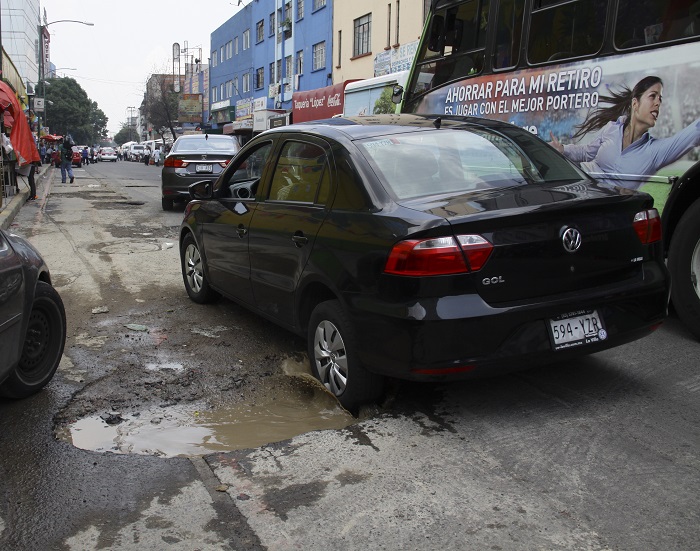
[392,85,404,105]
[188,180,214,200]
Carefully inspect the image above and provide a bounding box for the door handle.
[236,225,248,238]
[292,234,308,247]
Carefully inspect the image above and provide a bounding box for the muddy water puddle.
[57,358,358,457]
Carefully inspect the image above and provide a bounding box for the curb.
[0,167,50,230]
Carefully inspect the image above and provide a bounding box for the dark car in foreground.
[0,228,66,398]
[161,133,240,211]
[178,114,670,412]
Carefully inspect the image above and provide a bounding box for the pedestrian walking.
[60,139,75,183]
[45,145,53,164]
[89,146,96,164]
[39,142,46,166]
[82,146,89,166]
[153,147,161,166]
[143,147,151,166]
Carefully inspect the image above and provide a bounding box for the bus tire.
[668,198,700,340]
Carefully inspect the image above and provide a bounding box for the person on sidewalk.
[16,162,37,200]
[60,139,75,183]
[153,147,161,166]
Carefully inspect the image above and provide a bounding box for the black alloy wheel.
[669,199,700,340]
[0,282,66,398]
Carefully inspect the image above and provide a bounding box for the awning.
[0,80,41,166]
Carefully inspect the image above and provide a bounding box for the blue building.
[209,0,333,136]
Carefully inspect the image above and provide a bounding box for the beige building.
[332,0,430,83]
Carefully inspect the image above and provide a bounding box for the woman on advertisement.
[549,76,700,189]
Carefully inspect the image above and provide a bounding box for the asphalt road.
[0,159,698,550]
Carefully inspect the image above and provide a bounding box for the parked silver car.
[161,134,240,210]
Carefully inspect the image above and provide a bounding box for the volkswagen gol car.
[0,228,66,398]
[178,115,670,412]
[161,134,240,211]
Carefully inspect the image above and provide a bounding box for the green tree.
[44,77,108,144]
[114,122,139,145]
[141,74,181,142]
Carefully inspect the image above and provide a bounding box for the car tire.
[162,197,175,211]
[0,281,66,399]
[181,233,219,304]
[668,198,700,340]
[307,300,384,414]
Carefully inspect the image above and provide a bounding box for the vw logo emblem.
[561,227,582,253]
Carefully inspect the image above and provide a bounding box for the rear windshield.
[172,136,240,153]
[358,127,585,200]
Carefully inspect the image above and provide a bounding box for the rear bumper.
[349,262,670,381]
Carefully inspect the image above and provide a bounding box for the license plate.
[548,309,607,350]
[195,164,213,173]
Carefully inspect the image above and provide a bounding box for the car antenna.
[433,117,442,129]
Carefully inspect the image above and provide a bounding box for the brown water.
[57,358,357,457]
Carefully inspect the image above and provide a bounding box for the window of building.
[337,30,342,67]
[220,83,225,99]
[226,80,232,97]
[387,4,392,48]
[220,46,225,62]
[312,41,325,71]
[256,20,265,43]
[212,86,218,102]
[276,59,282,81]
[211,50,218,67]
[234,36,239,55]
[226,40,232,59]
[256,67,264,89]
[313,0,326,10]
[354,14,372,57]
[269,62,276,85]
[243,29,250,50]
[285,55,292,92]
[234,76,239,97]
[297,0,304,20]
[269,13,276,36]
[243,72,250,93]
[395,0,400,45]
[295,49,304,74]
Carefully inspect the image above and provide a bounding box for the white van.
[127,143,145,162]
[343,70,410,117]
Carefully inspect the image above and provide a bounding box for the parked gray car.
[0,228,66,398]
[161,134,241,210]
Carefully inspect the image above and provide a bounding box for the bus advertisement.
[400,0,700,339]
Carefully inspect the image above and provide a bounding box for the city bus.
[398,0,700,339]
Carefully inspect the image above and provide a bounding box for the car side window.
[268,141,328,203]
[219,141,273,199]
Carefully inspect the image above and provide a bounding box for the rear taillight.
[633,209,662,244]
[163,157,188,168]
[384,235,493,276]
[218,159,231,168]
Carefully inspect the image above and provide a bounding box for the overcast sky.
[45,1,244,135]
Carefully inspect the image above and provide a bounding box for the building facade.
[332,0,427,83]
[209,0,334,135]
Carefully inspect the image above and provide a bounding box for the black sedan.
[0,228,66,398]
[178,114,670,412]
[161,133,241,211]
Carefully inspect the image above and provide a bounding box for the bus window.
[616,0,700,48]
[493,0,525,69]
[527,0,607,64]
[420,0,490,88]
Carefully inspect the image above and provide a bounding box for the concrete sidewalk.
[0,165,51,229]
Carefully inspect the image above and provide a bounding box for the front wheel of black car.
[0,281,66,399]
[308,300,384,414]
[669,199,700,340]
[181,233,219,304]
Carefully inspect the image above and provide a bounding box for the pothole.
[56,358,359,457]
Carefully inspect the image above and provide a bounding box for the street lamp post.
[37,19,93,138]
